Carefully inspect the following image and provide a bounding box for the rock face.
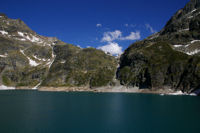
[117,0,200,93]
[0,14,117,89]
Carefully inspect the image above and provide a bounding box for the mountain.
[157,0,200,55]
[0,13,117,89]
[1,0,200,93]
[117,0,200,93]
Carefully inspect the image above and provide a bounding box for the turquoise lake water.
[0,90,199,133]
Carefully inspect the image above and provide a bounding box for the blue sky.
[0,0,189,55]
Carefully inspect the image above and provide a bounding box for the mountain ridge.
[117,0,200,94]
[0,13,117,89]
[1,0,200,94]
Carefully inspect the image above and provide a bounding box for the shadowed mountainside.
[117,0,200,93]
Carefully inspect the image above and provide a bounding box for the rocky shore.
[13,86,196,95]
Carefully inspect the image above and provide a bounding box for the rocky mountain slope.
[0,13,117,89]
[149,0,200,55]
[117,0,200,93]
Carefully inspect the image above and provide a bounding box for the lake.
[0,90,199,133]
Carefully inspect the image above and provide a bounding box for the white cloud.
[145,24,156,33]
[97,42,123,55]
[101,30,141,42]
[99,30,140,55]
[120,31,141,40]
[101,30,122,42]
[96,24,102,27]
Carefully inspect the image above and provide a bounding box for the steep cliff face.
[117,0,200,93]
[0,14,117,89]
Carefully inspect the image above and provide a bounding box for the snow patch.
[191,40,200,44]
[60,60,66,64]
[173,44,191,48]
[178,28,189,32]
[188,16,193,19]
[31,35,40,42]
[33,55,47,62]
[173,45,183,48]
[17,32,43,43]
[191,9,197,13]
[29,58,39,66]
[19,38,26,41]
[15,38,26,41]
[0,53,8,58]
[0,30,8,35]
[182,40,200,49]
[18,32,32,41]
[160,91,197,96]
[184,44,190,47]
[0,85,15,90]
[20,50,39,67]
[186,49,200,55]
[185,9,197,18]
[18,31,24,37]
[26,35,31,40]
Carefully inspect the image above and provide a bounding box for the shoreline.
[13,86,197,96]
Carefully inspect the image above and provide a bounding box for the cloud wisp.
[96,23,102,27]
[101,30,141,42]
[101,30,122,42]
[120,31,140,40]
[145,24,156,33]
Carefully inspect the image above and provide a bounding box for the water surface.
[0,90,199,133]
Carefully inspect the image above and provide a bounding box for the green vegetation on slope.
[42,44,117,88]
[117,41,200,92]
